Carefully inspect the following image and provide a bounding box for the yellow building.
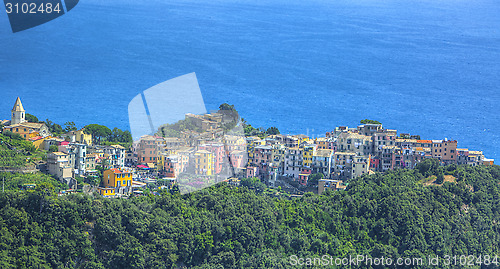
[302,144,316,167]
[224,135,246,152]
[157,152,167,171]
[246,136,265,163]
[4,98,51,138]
[195,150,213,176]
[68,129,93,145]
[98,168,133,196]
[28,136,50,150]
[156,146,180,169]
[4,122,50,139]
[315,137,328,149]
[294,134,310,147]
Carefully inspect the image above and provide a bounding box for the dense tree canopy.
[158,118,203,138]
[45,119,64,136]
[308,173,324,186]
[25,113,39,123]
[108,128,133,144]
[219,103,236,111]
[84,124,112,145]
[266,127,280,135]
[360,119,382,125]
[0,163,499,268]
[64,122,78,133]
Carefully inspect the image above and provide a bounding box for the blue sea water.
[0,0,499,160]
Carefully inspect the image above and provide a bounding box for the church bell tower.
[11,97,26,125]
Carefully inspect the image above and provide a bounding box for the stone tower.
[11,97,26,125]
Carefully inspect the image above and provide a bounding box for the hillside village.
[1,97,495,197]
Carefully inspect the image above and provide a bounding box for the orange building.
[442,140,458,163]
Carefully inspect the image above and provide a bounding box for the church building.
[2,97,51,138]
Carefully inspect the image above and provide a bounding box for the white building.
[103,145,126,168]
[284,147,303,179]
[58,142,88,176]
[311,149,334,177]
[47,152,73,185]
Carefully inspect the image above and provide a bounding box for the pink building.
[246,166,259,178]
[253,145,273,177]
[230,151,246,170]
[254,145,272,166]
[299,168,312,186]
[164,155,180,178]
[199,143,225,174]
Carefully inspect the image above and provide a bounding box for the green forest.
[1,162,500,268]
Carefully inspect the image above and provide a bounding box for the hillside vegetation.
[0,132,44,169]
[0,163,499,268]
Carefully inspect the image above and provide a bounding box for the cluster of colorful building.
[2,97,496,197]
[2,98,248,197]
[103,111,249,195]
[128,112,247,179]
[2,98,130,194]
[2,113,108,182]
[245,123,494,194]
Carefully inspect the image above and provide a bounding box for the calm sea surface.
[0,0,499,160]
